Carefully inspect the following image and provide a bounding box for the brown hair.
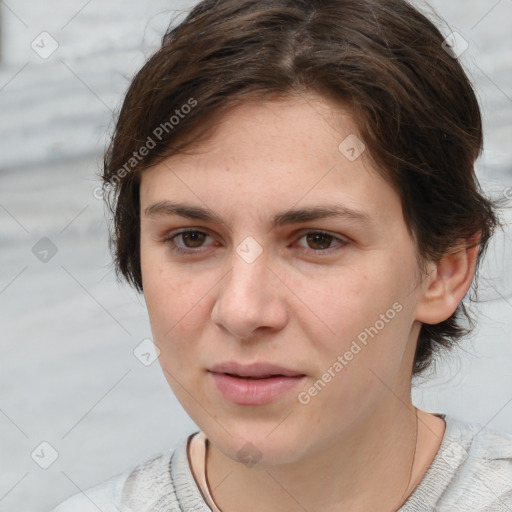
[102,0,499,375]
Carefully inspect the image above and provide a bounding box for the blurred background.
[0,1,510,510]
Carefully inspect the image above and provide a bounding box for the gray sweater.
[51,414,512,511]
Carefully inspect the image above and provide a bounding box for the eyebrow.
[144,200,372,230]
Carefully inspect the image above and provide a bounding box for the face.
[139,93,427,465]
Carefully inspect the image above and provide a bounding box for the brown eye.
[180,231,207,248]
[306,232,335,250]
[163,229,215,255]
[295,230,348,255]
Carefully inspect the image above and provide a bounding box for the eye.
[295,230,348,254]
[162,228,348,256]
[163,229,215,254]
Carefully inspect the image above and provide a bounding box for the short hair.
[102,0,499,376]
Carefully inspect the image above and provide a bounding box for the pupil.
[307,232,331,250]
[183,232,205,247]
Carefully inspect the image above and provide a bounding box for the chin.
[206,423,306,467]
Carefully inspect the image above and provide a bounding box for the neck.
[205,400,444,512]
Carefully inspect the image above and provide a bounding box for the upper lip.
[209,362,305,378]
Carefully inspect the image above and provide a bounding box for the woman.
[52,0,512,510]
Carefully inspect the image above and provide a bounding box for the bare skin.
[139,93,477,511]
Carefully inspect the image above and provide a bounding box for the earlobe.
[415,239,480,325]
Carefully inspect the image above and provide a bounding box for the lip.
[209,361,304,378]
[208,362,306,406]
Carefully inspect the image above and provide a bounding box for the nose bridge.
[225,232,271,293]
[225,248,270,306]
[212,244,287,338]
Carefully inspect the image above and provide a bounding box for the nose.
[211,249,289,340]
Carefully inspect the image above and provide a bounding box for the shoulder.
[48,446,177,512]
[49,467,131,512]
[450,415,512,478]
[437,415,512,511]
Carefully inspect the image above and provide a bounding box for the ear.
[415,237,480,324]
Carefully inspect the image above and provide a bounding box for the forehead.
[139,94,402,227]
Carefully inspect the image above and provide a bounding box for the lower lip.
[209,372,305,405]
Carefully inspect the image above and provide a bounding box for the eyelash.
[162,229,348,256]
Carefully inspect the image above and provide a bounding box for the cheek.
[291,264,393,340]
[141,251,206,405]
[293,256,415,374]
[141,241,196,343]
[140,241,221,374]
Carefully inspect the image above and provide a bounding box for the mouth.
[208,361,305,379]
[207,362,306,405]
[220,373,296,380]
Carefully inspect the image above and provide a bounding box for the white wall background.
[0,1,511,511]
